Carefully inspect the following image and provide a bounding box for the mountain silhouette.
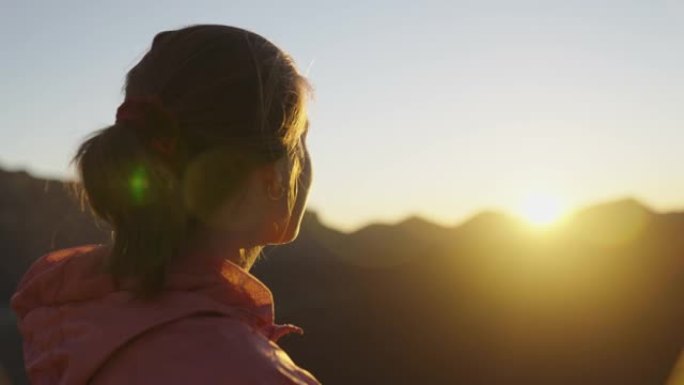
[2,167,684,385]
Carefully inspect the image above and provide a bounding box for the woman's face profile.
[209,128,312,248]
[279,130,313,244]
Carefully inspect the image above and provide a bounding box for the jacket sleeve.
[89,315,321,385]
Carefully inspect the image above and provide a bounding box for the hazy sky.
[2,0,683,231]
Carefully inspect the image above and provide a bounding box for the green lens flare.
[129,166,150,205]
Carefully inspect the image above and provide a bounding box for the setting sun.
[518,193,568,227]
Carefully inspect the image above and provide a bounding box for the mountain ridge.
[3,167,684,385]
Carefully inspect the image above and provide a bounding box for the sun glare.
[518,193,567,227]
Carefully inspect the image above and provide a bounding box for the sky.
[1,0,684,231]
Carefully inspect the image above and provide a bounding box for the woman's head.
[73,25,312,296]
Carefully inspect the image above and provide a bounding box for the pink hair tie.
[115,95,179,158]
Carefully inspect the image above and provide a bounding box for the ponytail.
[73,122,186,297]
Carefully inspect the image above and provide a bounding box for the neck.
[178,225,262,270]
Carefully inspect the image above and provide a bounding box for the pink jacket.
[10,244,321,385]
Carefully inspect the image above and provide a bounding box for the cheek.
[292,161,312,219]
[300,148,312,190]
[297,151,312,207]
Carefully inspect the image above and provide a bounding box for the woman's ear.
[257,156,290,199]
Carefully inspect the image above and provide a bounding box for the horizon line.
[3,164,684,235]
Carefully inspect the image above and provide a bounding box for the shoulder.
[90,314,320,385]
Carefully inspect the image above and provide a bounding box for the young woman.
[11,24,320,385]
